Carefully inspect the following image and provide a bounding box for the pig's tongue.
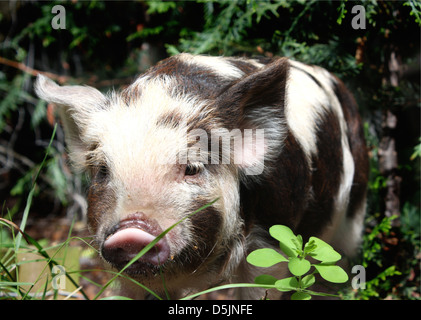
[104,228,155,251]
[103,228,170,265]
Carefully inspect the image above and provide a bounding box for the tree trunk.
[378,49,402,227]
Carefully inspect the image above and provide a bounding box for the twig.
[0,56,70,84]
[0,55,134,87]
[0,218,32,244]
[63,286,85,300]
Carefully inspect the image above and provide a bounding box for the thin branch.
[0,56,134,87]
[0,56,70,84]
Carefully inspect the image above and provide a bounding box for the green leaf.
[275,277,299,292]
[291,291,312,300]
[301,274,316,289]
[269,225,299,257]
[308,237,341,262]
[292,234,303,252]
[314,264,349,283]
[247,248,287,267]
[288,257,311,276]
[254,274,278,286]
[303,239,317,254]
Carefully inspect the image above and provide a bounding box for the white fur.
[179,53,245,79]
[286,61,330,159]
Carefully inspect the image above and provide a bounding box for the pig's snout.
[101,214,170,271]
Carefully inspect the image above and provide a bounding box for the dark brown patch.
[156,111,183,129]
[170,199,226,276]
[240,129,311,242]
[121,83,142,106]
[296,109,344,239]
[217,58,289,118]
[226,58,260,75]
[86,171,117,236]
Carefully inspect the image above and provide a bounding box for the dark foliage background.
[0,0,419,299]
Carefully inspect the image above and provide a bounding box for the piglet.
[35,53,368,299]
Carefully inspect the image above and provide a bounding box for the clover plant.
[247,225,348,300]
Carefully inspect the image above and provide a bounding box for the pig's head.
[35,54,288,295]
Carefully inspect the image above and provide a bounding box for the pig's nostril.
[102,227,170,268]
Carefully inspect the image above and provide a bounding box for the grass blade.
[15,124,57,252]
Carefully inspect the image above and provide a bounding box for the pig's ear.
[218,58,289,178]
[220,57,289,114]
[35,75,106,169]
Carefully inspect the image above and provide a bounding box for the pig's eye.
[185,163,202,176]
[95,165,109,181]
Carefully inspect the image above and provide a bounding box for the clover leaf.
[246,248,288,267]
[269,225,300,258]
[288,257,311,276]
[314,264,349,283]
[307,237,341,263]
